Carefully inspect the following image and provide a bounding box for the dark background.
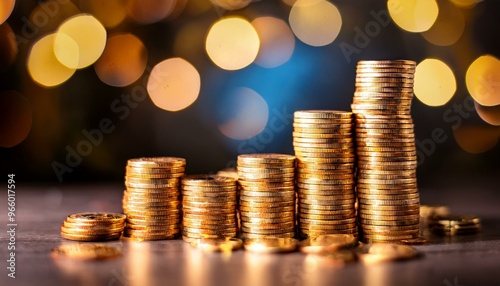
[0,0,499,190]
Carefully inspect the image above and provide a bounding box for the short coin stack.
[293,110,358,239]
[237,154,296,239]
[60,212,125,241]
[123,157,186,240]
[351,60,420,243]
[181,175,238,241]
[429,214,481,236]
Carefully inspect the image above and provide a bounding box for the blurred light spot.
[453,125,500,154]
[206,17,259,70]
[173,19,208,64]
[166,0,187,21]
[289,0,342,47]
[126,0,175,24]
[0,90,32,148]
[475,102,500,126]
[52,32,80,69]
[466,55,500,106]
[0,23,17,72]
[27,33,76,87]
[421,1,464,46]
[387,0,438,32]
[0,0,15,25]
[147,57,200,112]
[414,59,456,106]
[94,33,147,87]
[79,0,127,28]
[54,14,106,69]
[450,0,480,9]
[210,0,251,10]
[252,16,295,68]
[218,87,269,140]
[29,0,80,35]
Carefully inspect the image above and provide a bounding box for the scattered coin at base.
[189,238,243,252]
[51,243,122,260]
[244,238,299,253]
[299,234,358,254]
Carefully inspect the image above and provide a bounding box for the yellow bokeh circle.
[414,59,456,107]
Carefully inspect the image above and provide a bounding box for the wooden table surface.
[1,183,499,286]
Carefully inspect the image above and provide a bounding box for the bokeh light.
[126,0,176,24]
[466,55,500,106]
[252,16,295,68]
[387,0,438,33]
[0,90,32,148]
[147,57,201,112]
[54,14,107,69]
[453,125,500,154]
[289,0,342,47]
[94,33,147,87]
[281,0,297,6]
[79,0,127,28]
[450,0,480,9]
[210,0,252,10]
[27,33,76,87]
[205,17,260,70]
[218,87,269,140]
[475,102,500,126]
[421,0,465,46]
[0,23,17,72]
[414,59,457,106]
[29,0,80,35]
[0,0,15,25]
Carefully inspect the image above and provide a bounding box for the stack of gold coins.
[237,154,296,239]
[351,60,420,243]
[60,212,125,241]
[122,157,186,240]
[181,175,238,241]
[293,110,357,239]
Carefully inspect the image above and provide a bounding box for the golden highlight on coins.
[60,212,125,241]
[293,110,358,239]
[237,154,296,239]
[181,175,238,241]
[122,157,186,240]
[352,60,421,243]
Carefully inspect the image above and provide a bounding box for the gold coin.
[66,212,126,224]
[298,208,355,216]
[189,238,243,252]
[124,227,179,236]
[127,157,186,168]
[298,177,355,185]
[359,213,420,221]
[182,175,237,187]
[428,214,480,226]
[242,227,295,234]
[62,221,124,229]
[240,190,295,197]
[51,243,122,260]
[297,184,353,191]
[237,166,295,174]
[242,232,296,239]
[357,243,416,264]
[122,233,177,240]
[401,237,428,245]
[292,132,353,139]
[239,205,295,213]
[300,227,358,235]
[237,153,295,164]
[359,218,420,226]
[298,234,357,254]
[60,225,123,235]
[359,203,420,211]
[60,232,121,242]
[299,203,354,211]
[125,176,182,184]
[182,226,237,235]
[294,110,352,119]
[358,208,419,216]
[243,238,298,253]
[357,193,419,200]
[125,166,185,174]
[299,223,357,230]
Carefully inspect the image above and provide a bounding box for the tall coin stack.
[123,157,186,240]
[351,60,420,243]
[293,110,357,239]
[181,175,238,241]
[237,154,296,239]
